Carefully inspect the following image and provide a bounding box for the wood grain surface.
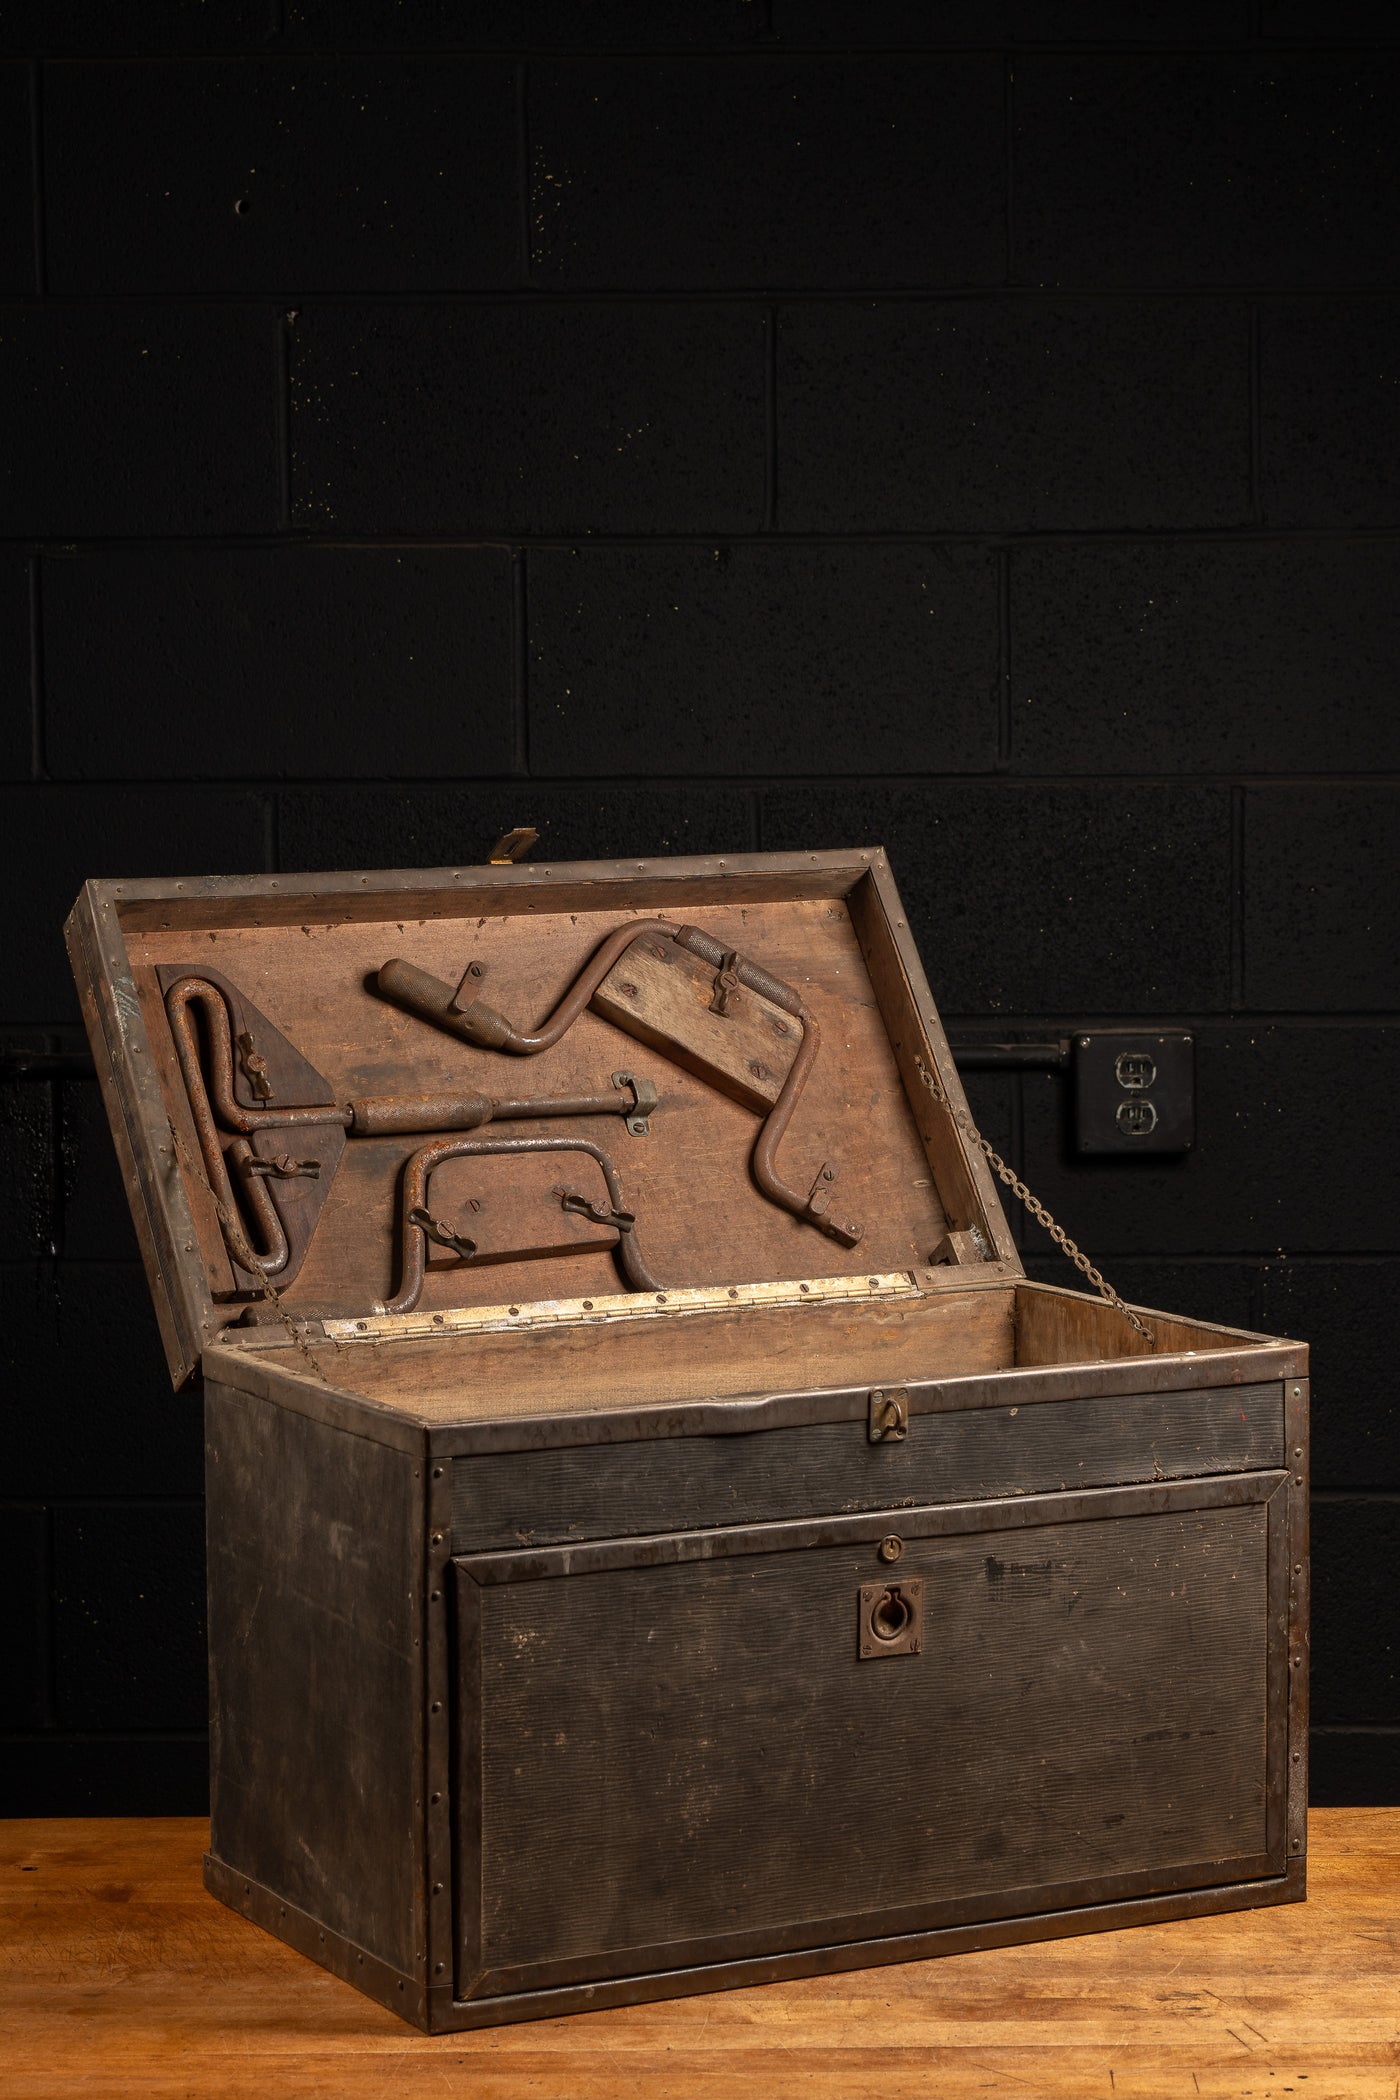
[4,1811,1397,2097]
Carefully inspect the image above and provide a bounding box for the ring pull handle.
[858,1577,923,1660]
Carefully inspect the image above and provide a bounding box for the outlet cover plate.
[1074,1031,1194,1154]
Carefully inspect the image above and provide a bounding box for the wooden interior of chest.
[79,853,1284,1408]
[282,1280,1272,1422]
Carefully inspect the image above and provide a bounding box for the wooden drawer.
[452,1468,1289,2005]
[449,1382,1285,1551]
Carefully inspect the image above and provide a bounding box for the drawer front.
[450,1382,1284,1551]
[453,1470,1289,2002]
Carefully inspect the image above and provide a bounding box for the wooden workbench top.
[3,1812,1398,2097]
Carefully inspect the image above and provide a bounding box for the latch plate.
[869,1387,909,1443]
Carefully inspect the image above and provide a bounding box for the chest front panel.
[454,1473,1287,2001]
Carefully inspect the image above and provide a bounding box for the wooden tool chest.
[66,847,1309,2033]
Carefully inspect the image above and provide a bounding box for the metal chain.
[165,1119,332,1382]
[914,1057,1155,1345]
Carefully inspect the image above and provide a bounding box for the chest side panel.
[455,1474,1287,1999]
[450,1382,1284,1550]
[205,1384,426,1977]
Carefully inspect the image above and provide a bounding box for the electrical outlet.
[1074,1032,1194,1155]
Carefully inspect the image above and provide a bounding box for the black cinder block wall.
[1,1,1396,1811]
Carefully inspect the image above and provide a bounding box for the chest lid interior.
[66,847,1022,1390]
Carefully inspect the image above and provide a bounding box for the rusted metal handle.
[346,1086,649,1136]
[378,1134,663,1315]
[670,929,861,1245]
[164,978,337,1280]
[377,920,681,1055]
[165,977,353,1137]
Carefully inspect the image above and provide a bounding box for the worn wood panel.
[846,864,1019,1267]
[1014,1281,1284,1367]
[107,850,875,933]
[12,1812,1400,2095]
[204,1380,427,1977]
[449,1381,1285,1549]
[65,885,219,1384]
[461,1496,1276,1992]
[301,1282,1016,1418]
[124,894,952,1330]
[592,932,802,1111]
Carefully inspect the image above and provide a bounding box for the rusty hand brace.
[668,924,863,1249]
[379,1134,662,1315]
[376,924,863,1248]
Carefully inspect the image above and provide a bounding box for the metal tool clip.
[557,1187,637,1235]
[242,1153,322,1180]
[236,1031,275,1101]
[407,1205,478,1260]
[709,949,741,1016]
[611,1069,657,1137]
[804,1160,863,1246]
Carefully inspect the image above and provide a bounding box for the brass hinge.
[325,1269,921,1344]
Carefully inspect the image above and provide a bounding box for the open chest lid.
[66,847,1022,1390]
